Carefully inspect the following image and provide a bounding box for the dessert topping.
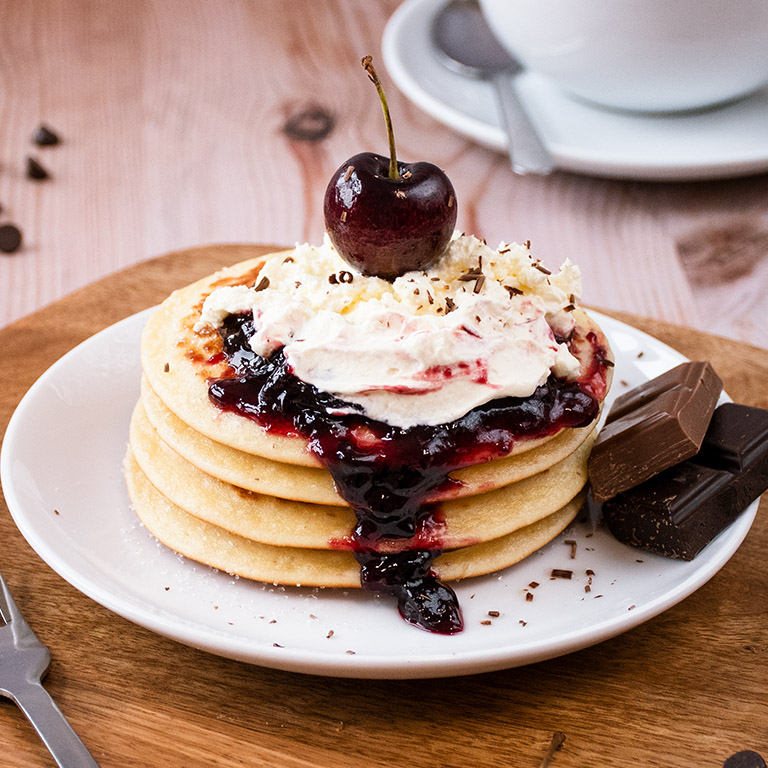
[196,234,583,429]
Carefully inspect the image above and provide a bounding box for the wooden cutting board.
[1,245,766,768]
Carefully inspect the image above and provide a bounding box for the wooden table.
[1,2,768,766]
[2,0,768,348]
[1,246,767,767]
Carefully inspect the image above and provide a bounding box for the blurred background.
[2,0,768,346]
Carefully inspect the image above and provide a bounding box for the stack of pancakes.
[125,251,611,589]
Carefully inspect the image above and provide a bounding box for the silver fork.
[0,571,101,767]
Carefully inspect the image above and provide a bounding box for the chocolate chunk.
[33,124,61,146]
[26,156,50,180]
[0,224,23,253]
[724,751,767,768]
[589,361,722,502]
[602,403,768,560]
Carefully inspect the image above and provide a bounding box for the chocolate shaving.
[328,273,339,285]
[564,540,577,559]
[551,569,573,579]
[480,620,492,625]
[525,592,534,602]
[339,270,353,284]
[254,276,270,292]
[163,362,170,373]
[505,285,523,298]
[488,610,500,617]
[538,732,566,768]
[326,629,334,638]
[283,256,295,263]
[528,581,540,589]
[472,274,485,293]
[534,263,552,275]
[445,297,456,313]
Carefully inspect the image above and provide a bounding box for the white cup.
[478,0,768,113]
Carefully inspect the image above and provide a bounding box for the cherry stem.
[362,56,399,180]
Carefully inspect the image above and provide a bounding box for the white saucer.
[0,309,756,678]
[382,0,768,181]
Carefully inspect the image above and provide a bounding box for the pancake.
[140,252,611,468]
[125,450,584,588]
[141,378,340,506]
[130,397,594,549]
[127,243,612,627]
[141,375,599,504]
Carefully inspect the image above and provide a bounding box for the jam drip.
[208,313,604,634]
[355,550,461,634]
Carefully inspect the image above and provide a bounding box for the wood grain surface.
[2,0,768,348]
[1,245,766,768]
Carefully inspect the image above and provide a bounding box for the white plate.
[0,309,756,679]
[382,0,768,181]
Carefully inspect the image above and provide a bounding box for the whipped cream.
[196,234,583,429]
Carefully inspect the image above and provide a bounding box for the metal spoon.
[431,0,554,175]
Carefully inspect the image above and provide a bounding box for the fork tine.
[0,570,16,625]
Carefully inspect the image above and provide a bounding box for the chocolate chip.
[724,751,767,768]
[26,156,50,180]
[0,223,23,253]
[33,124,61,146]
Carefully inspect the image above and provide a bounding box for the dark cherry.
[206,313,610,634]
[323,56,457,281]
[324,152,456,280]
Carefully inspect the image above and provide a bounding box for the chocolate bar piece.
[602,403,768,560]
[588,361,722,503]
